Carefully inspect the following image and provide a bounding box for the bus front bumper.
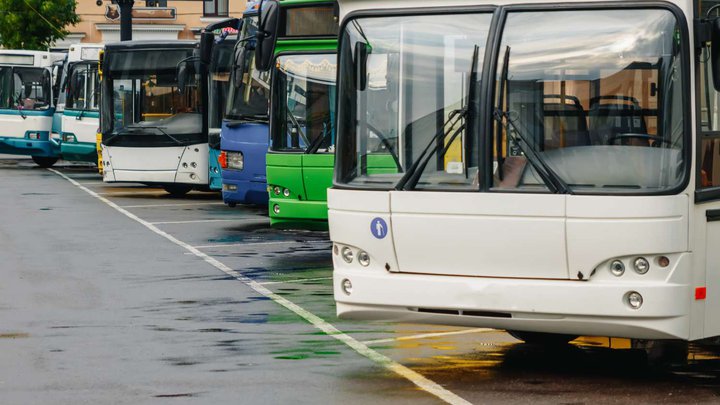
[0,135,58,157]
[222,178,268,205]
[60,141,97,163]
[269,198,328,226]
[333,261,692,340]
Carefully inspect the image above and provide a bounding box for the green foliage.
[0,0,80,50]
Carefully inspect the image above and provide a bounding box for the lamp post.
[116,0,134,41]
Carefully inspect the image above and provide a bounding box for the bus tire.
[227,202,237,207]
[163,185,193,197]
[508,330,578,345]
[31,156,58,168]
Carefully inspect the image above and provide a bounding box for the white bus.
[0,50,65,167]
[99,40,208,195]
[319,0,720,344]
[60,43,104,164]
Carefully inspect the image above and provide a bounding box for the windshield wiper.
[105,125,186,147]
[493,109,569,194]
[493,46,569,194]
[225,114,267,127]
[396,45,479,191]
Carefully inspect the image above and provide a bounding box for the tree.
[0,0,80,50]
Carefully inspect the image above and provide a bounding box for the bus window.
[699,0,720,190]
[492,9,684,193]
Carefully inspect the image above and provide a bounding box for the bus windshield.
[0,66,52,110]
[337,8,687,194]
[65,63,99,111]
[101,48,202,146]
[271,53,337,153]
[226,17,270,122]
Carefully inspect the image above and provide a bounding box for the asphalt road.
[2,157,720,404]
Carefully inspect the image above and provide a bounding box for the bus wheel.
[163,185,193,197]
[508,330,578,345]
[31,156,58,168]
[227,202,237,208]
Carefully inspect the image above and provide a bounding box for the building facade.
[56,0,247,48]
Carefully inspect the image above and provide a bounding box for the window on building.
[146,1,167,6]
[204,0,228,17]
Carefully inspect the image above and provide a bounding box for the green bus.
[256,0,338,228]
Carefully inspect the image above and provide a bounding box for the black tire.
[508,330,578,345]
[31,156,58,168]
[163,184,193,197]
[227,202,237,208]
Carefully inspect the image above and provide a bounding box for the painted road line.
[97,190,167,196]
[121,202,226,209]
[362,328,494,346]
[258,277,333,286]
[49,168,472,405]
[150,219,240,225]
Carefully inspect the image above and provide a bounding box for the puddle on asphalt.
[0,332,29,338]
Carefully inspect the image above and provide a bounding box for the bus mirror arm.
[711,19,720,91]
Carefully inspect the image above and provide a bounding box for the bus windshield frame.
[270,52,337,154]
[65,62,100,112]
[334,4,691,196]
[100,47,205,147]
[225,16,271,123]
[0,66,52,111]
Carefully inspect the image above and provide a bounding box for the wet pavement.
[2,157,720,404]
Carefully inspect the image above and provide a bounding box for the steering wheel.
[608,133,672,148]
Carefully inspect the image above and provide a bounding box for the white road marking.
[122,202,226,209]
[97,190,166,196]
[49,168,471,405]
[150,219,239,225]
[258,277,333,286]
[362,328,493,346]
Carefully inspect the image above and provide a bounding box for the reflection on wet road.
[2,159,720,404]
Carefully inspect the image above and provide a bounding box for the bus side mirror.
[200,31,214,66]
[255,0,280,71]
[354,42,369,91]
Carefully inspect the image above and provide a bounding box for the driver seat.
[588,95,648,146]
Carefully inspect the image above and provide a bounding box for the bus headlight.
[341,247,354,263]
[283,188,290,197]
[341,279,353,295]
[633,257,650,274]
[626,291,643,309]
[273,204,280,214]
[227,151,244,170]
[273,186,281,196]
[358,251,370,267]
[610,260,625,276]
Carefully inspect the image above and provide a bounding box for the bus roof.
[0,50,64,68]
[104,40,197,52]
[336,0,692,17]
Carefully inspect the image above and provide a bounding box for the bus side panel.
[566,195,689,280]
[301,153,334,202]
[389,192,568,279]
[266,153,305,198]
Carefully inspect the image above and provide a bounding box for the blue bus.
[219,2,271,206]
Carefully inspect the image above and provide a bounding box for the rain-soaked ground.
[2,156,720,404]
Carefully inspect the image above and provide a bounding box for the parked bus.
[255,0,339,226]
[219,1,272,207]
[59,44,104,164]
[206,19,241,191]
[270,0,720,345]
[99,39,213,195]
[0,50,66,167]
